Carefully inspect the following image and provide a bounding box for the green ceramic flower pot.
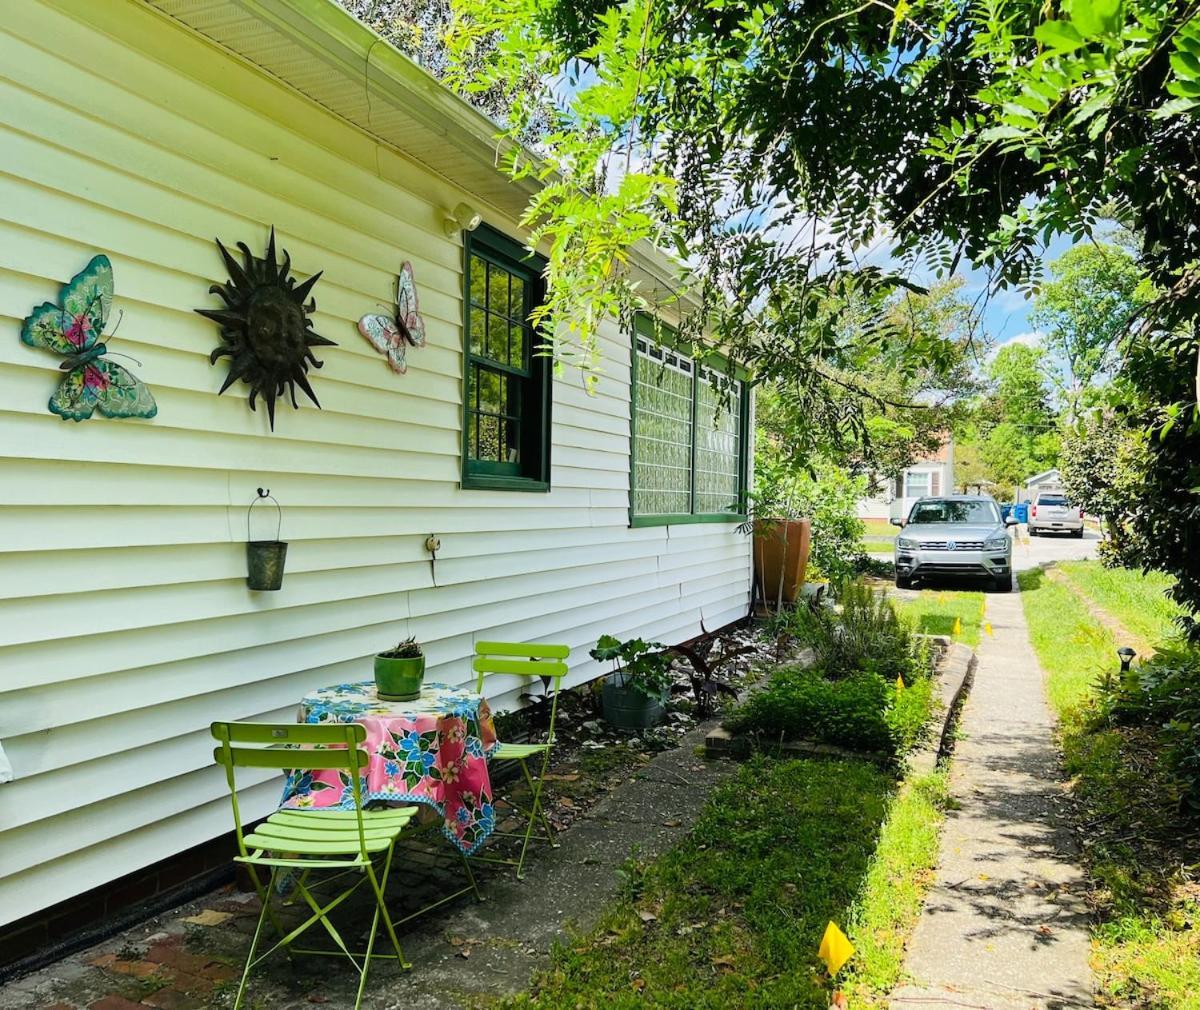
[374,654,425,702]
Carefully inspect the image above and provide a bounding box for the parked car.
[891,495,1018,592]
[1028,490,1084,538]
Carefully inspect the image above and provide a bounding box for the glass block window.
[631,317,748,523]
[632,340,694,517]
[463,226,550,489]
[695,367,744,514]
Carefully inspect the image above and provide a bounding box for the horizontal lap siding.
[0,0,750,926]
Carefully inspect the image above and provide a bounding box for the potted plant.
[739,458,811,612]
[374,637,425,701]
[590,634,674,730]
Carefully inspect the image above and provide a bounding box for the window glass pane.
[470,256,488,306]
[477,367,502,416]
[695,370,743,514]
[904,471,932,498]
[463,227,548,485]
[633,342,694,516]
[488,264,510,319]
[477,414,501,462]
[504,417,521,464]
[469,305,487,357]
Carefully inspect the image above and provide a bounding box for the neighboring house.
[857,440,956,521]
[1017,468,1064,503]
[0,1,752,949]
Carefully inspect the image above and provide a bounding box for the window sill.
[630,513,747,528]
[462,473,550,493]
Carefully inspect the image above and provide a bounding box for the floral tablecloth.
[281,681,498,855]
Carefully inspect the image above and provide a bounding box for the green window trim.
[461,224,551,492]
[629,315,750,527]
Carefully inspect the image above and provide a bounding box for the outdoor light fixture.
[443,202,482,238]
[1117,646,1136,673]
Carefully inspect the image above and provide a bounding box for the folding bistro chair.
[473,640,570,879]
[211,721,418,1010]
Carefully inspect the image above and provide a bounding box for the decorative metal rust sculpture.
[196,227,335,430]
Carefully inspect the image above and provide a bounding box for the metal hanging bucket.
[246,488,287,591]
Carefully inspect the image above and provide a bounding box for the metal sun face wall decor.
[357,261,426,374]
[20,254,157,422]
[196,227,335,430]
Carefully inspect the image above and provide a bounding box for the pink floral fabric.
[281,681,498,855]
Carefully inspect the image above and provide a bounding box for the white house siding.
[0,0,751,926]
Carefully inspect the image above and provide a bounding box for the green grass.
[893,589,985,647]
[1018,568,1116,716]
[863,541,895,555]
[1057,560,1183,648]
[862,518,897,539]
[844,771,949,1001]
[1018,568,1200,1009]
[502,756,946,1009]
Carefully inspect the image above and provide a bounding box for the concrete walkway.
[891,587,1095,1010]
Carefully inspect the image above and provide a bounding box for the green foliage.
[378,636,422,658]
[1098,646,1200,813]
[1060,410,1151,567]
[446,0,1200,622]
[590,634,673,698]
[973,343,1060,494]
[842,771,949,997]
[788,582,921,682]
[727,586,934,760]
[1057,560,1181,648]
[747,442,867,583]
[1030,242,1151,418]
[724,667,932,759]
[500,756,896,1009]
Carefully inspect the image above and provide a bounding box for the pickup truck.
[1027,490,1084,537]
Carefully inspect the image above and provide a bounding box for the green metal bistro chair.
[211,721,418,1010]
[473,640,570,879]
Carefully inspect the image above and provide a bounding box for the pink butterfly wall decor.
[358,261,426,374]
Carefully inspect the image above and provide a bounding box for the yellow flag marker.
[818,921,855,977]
[895,675,905,693]
[937,592,947,604]
[984,621,994,637]
[952,616,962,636]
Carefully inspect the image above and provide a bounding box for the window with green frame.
[630,317,749,525]
[462,225,551,491]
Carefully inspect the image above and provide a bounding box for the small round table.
[281,681,499,856]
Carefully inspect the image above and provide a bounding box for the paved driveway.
[1011,526,1100,572]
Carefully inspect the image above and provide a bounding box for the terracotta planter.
[753,517,812,606]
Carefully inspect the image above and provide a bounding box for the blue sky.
[957,231,1077,350]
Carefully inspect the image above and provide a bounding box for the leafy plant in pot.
[590,634,673,731]
[374,637,425,702]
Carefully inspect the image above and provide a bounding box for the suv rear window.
[1037,494,1068,506]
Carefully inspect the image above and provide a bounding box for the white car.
[892,495,1018,592]
[1028,490,1084,538]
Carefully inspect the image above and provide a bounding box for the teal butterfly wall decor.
[20,255,157,422]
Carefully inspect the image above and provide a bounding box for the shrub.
[784,582,918,682]
[724,668,933,760]
[1098,645,1200,812]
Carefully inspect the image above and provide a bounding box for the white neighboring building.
[857,441,955,521]
[1017,468,1064,503]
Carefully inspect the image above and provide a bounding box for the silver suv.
[891,495,1018,592]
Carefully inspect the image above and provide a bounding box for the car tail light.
[1031,505,1037,517]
